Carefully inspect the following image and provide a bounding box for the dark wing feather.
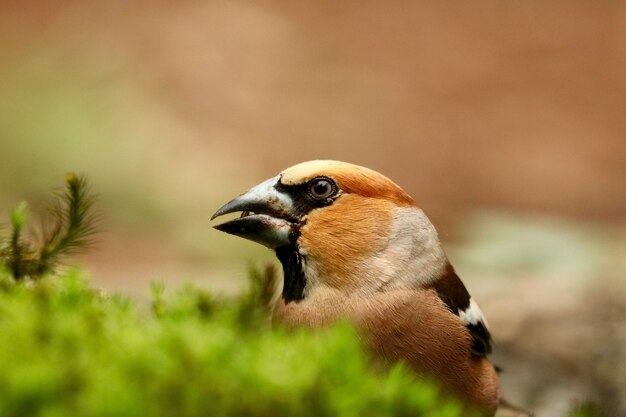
[429,263,492,356]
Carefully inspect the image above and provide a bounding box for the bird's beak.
[211,175,296,248]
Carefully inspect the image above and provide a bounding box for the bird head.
[212,160,448,303]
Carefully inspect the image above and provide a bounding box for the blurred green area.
[0,267,476,417]
[449,211,626,281]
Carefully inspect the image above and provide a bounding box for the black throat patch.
[275,246,306,304]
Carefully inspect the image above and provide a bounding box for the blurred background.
[1,1,625,416]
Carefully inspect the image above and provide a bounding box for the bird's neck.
[276,207,448,303]
[367,206,449,291]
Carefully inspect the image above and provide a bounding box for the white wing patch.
[458,298,489,328]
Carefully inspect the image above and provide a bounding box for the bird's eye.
[308,177,336,200]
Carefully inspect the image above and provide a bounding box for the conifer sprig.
[0,173,99,280]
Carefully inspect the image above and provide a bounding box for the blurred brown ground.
[1,1,625,416]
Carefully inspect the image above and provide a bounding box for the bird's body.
[212,160,500,416]
[275,289,499,413]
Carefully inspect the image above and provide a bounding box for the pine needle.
[0,173,99,280]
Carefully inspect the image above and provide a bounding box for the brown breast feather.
[274,288,500,416]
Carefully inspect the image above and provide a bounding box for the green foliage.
[0,174,98,280]
[0,267,470,417]
[567,402,604,417]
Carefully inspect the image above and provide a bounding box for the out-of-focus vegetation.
[0,264,609,417]
[0,266,476,417]
[450,211,626,281]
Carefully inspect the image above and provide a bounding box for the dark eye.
[308,177,336,200]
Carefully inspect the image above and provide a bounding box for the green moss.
[0,268,470,417]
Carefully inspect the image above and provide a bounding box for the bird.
[211,160,500,416]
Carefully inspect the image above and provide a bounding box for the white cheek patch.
[458,298,488,328]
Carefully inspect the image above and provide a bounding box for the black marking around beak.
[210,174,328,304]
